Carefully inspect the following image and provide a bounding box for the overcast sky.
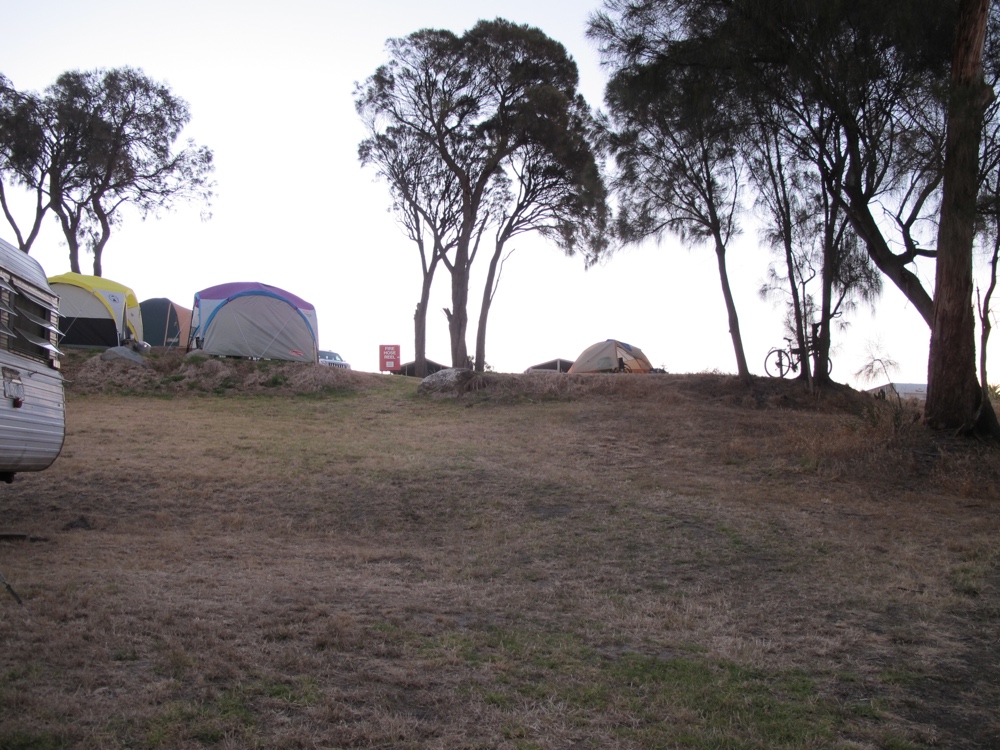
[3,0,968,385]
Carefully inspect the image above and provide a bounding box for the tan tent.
[568,339,653,374]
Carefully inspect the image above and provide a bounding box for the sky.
[2,0,984,386]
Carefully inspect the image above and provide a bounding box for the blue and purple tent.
[188,281,318,363]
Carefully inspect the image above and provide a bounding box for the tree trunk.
[980,240,998,398]
[815,274,834,385]
[474,242,505,373]
[50,189,83,274]
[842,185,934,327]
[815,216,837,387]
[768,137,812,388]
[714,237,751,384]
[58,215,82,274]
[783,229,812,388]
[926,0,999,435]
[0,184,45,253]
[413,294,430,379]
[448,241,470,369]
[90,201,112,277]
[413,243,443,378]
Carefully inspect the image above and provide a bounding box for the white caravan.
[0,237,65,483]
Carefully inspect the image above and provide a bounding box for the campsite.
[0,350,998,749]
[43,275,325,366]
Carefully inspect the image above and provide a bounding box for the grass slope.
[0,351,998,749]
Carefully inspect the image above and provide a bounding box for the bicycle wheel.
[764,348,791,378]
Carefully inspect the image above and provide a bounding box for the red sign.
[380,344,401,372]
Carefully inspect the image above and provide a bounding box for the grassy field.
[0,351,998,749]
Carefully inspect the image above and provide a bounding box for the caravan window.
[1,277,61,364]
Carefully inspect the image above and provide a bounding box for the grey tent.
[188,281,319,362]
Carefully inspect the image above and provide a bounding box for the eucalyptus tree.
[717,0,990,431]
[976,129,1000,399]
[0,75,62,252]
[357,19,607,369]
[0,67,214,275]
[358,124,463,377]
[712,0,983,427]
[927,0,996,432]
[976,9,1000,401]
[591,34,752,382]
[591,0,1000,434]
[746,123,819,384]
[747,110,881,386]
[473,99,609,372]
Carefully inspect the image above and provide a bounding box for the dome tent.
[48,272,143,348]
[189,281,318,363]
[568,339,653,374]
[140,297,192,348]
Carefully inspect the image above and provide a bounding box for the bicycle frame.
[765,335,831,379]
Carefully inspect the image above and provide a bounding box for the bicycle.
[764,336,832,379]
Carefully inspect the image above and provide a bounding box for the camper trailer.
[0,238,65,482]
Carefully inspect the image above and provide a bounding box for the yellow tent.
[48,272,143,347]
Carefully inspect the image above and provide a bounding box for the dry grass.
[1,351,998,748]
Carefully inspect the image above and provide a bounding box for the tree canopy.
[356,19,608,370]
[0,67,214,275]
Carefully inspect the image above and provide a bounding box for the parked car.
[318,350,351,370]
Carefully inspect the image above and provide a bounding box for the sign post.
[380,344,401,372]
